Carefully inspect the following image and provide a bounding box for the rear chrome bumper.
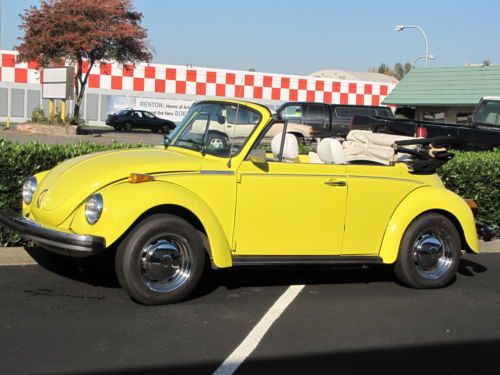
[0,209,106,257]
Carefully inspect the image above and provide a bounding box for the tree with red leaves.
[16,0,153,119]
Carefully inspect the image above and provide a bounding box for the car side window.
[250,123,306,163]
[144,112,155,119]
[280,105,303,119]
[306,104,326,120]
[133,112,142,118]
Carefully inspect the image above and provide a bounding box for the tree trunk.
[73,55,93,122]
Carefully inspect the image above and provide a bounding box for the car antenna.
[227,103,240,168]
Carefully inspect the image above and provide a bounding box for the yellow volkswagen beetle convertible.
[0,100,480,305]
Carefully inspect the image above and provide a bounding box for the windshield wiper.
[179,139,206,155]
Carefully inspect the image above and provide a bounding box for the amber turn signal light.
[128,173,155,184]
[464,198,479,218]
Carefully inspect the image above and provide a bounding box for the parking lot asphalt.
[1,252,500,375]
[1,127,164,146]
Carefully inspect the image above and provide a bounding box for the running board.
[232,255,383,267]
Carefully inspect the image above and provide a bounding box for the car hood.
[32,148,202,225]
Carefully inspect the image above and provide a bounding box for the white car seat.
[317,138,346,164]
[271,133,299,161]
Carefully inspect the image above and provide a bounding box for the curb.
[0,240,499,266]
[0,247,37,266]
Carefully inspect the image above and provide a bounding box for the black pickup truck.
[350,97,500,150]
[276,102,393,140]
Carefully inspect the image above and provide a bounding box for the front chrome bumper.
[0,209,106,257]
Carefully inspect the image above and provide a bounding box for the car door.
[143,111,159,130]
[304,104,330,136]
[132,111,145,127]
[233,132,347,256]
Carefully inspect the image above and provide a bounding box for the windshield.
[472,100,500,126]
[169,102,262,157]
[117,109,131,116]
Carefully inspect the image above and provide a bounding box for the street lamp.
[412,54,435,68]
[395,24,430,67]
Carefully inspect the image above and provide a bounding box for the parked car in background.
[276,102,393,141]
[106,109,176,133]
[349,96,500,150]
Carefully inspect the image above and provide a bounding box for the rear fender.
[379,187,478,264]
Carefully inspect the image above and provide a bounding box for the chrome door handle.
[325,180,346,187]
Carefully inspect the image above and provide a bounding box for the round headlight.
[85,194,103,224]
[22,176,37,204]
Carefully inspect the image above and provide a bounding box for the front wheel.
[206,132,228,150]
[394,213,461,289]
[115,214,206,305]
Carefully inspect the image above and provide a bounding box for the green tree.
[16,0,153,119]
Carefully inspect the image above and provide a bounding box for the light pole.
[412,54,435,68]
[395,24,429,67]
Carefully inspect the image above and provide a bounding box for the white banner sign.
[107,96,194,122]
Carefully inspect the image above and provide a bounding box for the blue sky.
[2,0,500,75]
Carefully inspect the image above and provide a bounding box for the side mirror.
[467,114,473,125]
[249,149,267,164]
[218,115,226,124]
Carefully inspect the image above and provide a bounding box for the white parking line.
[212,284,305,375]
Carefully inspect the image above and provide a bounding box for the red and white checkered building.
[0,50,395,123]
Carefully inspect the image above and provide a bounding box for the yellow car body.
[1,99,479,304]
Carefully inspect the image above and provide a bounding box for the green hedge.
[0,140,498,246]
[438,148,499,230]
[0,140,147,246]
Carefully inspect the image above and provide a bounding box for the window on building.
[456,112,472,125]
[423,112,445,122]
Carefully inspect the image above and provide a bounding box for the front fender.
[379,187,479,264]
[69,180,233,268]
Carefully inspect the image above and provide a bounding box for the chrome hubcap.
[140,237,192,292]
[413,229,453,280]
[209,138,224,149]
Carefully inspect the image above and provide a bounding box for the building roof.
[309,69,398,84]
[383,65,500,106]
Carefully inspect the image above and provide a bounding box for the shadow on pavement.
[24,245,120,288]
[458,257,488,276]
[24,245,489,298]
[64,338,500,375]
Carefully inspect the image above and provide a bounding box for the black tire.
[394,213,461,289]
[206,132,228,150]
[113,126,119,131]
[161,124,171,133]
[124,122,132,132]
[115,214,206,305]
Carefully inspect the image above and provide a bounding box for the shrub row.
[0,140,497,246]
[0,140,146,246]
[438,148,499,231]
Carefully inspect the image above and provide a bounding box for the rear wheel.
[115,214,205,305]
[394,213,461,289]
[161,124,171,133]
